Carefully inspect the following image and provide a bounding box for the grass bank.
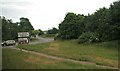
[17,40,118,68]
[3,48,108,69]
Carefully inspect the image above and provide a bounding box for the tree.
[18,17,34,32]
[107,1,120,40]
[31,30,39,37]
[58,12,85,39]
[90,7,109,41]
[58,0,120,42]
[38,29,44,35]
[2,17,34,41]
[2,16,18,41]
[47,27,58,34]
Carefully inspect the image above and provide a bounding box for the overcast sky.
[0,0,117,31]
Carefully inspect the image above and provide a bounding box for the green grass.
[3,48,108,69]
[17,40,118,67]
[17,42,50,51]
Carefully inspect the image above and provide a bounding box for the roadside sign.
[18,32,29,37]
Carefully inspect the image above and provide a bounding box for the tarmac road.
[29,37,54,44]
[2,37,54,48]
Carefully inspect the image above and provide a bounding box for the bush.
[54,33,59,40]
[78,32,99,43]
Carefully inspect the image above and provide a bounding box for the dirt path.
[9,47,118,69]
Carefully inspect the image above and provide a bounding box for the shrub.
[54,33,59,40]
[78,32,99,43]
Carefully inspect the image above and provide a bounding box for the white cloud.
[0,0,117,30]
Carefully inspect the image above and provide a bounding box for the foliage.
[1,17,34,41]
[54,33,59,40]
[47,27,58,34]
[78,32,99,43]
[58,0,120,42]
[2,17,18,41]
[31,30,40,37]
[59,13,85,39]
[18,17,34,32]
[38,29,44,35]
[108,1,120,40]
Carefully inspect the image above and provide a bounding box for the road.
[29,37,54,44]
[2,37,54,48]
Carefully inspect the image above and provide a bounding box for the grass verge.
[17,40,118,68]
[2,48,109,69]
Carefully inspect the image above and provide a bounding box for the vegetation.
[18,17,34,32]
[2,0,119,69]
[78,32,99,43]
[58,1,120,42]
[3,48,108,69]
[58,13,85,39]
[31,29,44,37]
[47,27,58,34]
[1,17,34,41]
[2,0,119,43]
[17,40,118,67]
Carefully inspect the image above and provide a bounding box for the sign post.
[18,32,30,44]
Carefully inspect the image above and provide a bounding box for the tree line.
[1,17,43,41]
[1,0,119,43]
[57,0,120,43]
[1,16,58,41]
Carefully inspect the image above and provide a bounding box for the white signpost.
[18,32,30,44]
[18,32,29,37]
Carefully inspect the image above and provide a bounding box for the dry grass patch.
[24,53,56,65]
[94,56,118,67]
[42,42,60,51]
[24,56,40,64]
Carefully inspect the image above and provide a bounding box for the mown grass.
[17,40,118,68]
[18,42,50,52]
[3,48,108,69]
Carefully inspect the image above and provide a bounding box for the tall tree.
[58,12,85,39]
[108,1,120,40]
[2,16,18,41]
[18,17,34,32]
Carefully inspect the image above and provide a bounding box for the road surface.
[2,37,54,48]
[29,37,54,44]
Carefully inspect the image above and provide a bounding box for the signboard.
[18,32,29,37]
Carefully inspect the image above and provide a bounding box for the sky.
[0,0,117,31]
